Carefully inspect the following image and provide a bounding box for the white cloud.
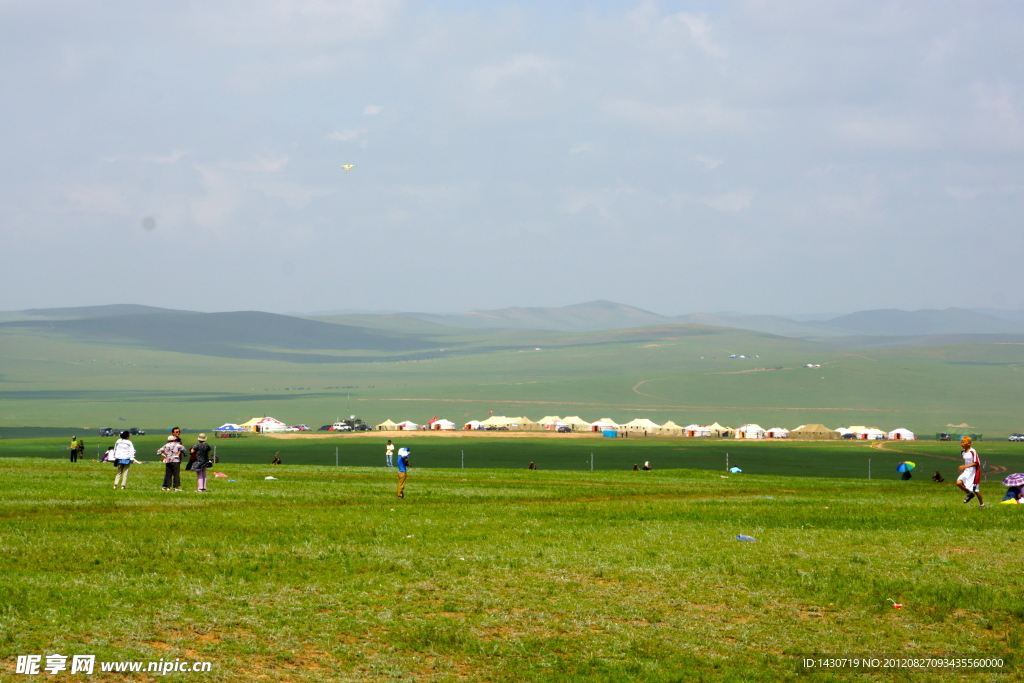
[256,181,336,209]
[363,105,384,115]
[606,99,750,133]
[569,144,593,155]
[694,154,723,169]
[703,192,751,213]
[473,54,557,90]
[65,186,130,215]
[221,155,290,173]
[326,129,363,142]
[190,165,242,229]
[150,150,187,164]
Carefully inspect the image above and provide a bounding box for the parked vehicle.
[841,433,856,440]
[292,424,311,432]
[1009,433,1024,442]
[317,425,332,431]
[129,427,145,435]
[333,417,370,432]
[938,433,952,441]
[556,425,572,433]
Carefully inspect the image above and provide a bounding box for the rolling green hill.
[1,306,1022,435]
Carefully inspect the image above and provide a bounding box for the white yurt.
[622,418,661,433]
[684,424,711,437]
[765,427,789,438]
[430,419,457,430]
[590,420,618,432]
[887,427,915,440]
[657,420,684,436]
[857,427,886,440]
[561,416,591,430]
[464,420,484,430]
[736,424,766,439]
[396,420,420,430]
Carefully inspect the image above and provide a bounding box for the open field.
[1,322,1023,435]
[6,434,1024,481]
[1,457,1021,681]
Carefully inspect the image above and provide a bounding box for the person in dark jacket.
[188,433,212,492]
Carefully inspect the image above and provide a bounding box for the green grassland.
[1,457,1021,681]
[7,434,1024,482]
[2,321,1023,435]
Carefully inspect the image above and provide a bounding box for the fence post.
[461,449,464,469]
[868,458,871,480]
[335,446,338,467]
[591,453,594,471]
[726,452,729,472]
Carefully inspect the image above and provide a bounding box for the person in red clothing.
[956,436,984,507]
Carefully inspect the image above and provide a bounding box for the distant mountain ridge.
[4,301,1024,338]
[403,301,1024,337]
[0,311,439,363]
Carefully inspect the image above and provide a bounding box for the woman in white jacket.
[112,431,141,489]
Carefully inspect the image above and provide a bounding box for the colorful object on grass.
[729,467,742,473]
[342,164,354,172]
[736,534,757,542]
[887,599,903,609]
[214,472,228,477]
[999,499,1019,505]
[265,476,277,480]
[1001,473,1024,487]
[896,461,916,473]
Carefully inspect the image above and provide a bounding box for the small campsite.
[0,451,1020,681]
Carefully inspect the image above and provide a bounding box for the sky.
[1,0,1022,316]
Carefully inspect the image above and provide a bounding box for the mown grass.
[6,434,1024,482]
[0,458,1020,681]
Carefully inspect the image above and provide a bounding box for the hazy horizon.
[2,1,1022,315]
[5,299,1024,323]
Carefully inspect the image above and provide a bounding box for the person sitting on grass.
[642,461,652,471]
[527,462,536,470]
[272,453,282,465]
[932,471,944,482]
[632,464,639,471]
[1002,478,1024,502]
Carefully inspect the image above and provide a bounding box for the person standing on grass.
[158,435,186,491]
[385,439,394,467]
[188,433,212,493]
[396,447,410,498]
[956,436,984,507]
[77,438,85,462]
[69,436,78,462]
[112,431,141,489]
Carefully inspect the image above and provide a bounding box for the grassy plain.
[6,434,1024,482]
[1,324,1023,435]
[1,456,1021,681]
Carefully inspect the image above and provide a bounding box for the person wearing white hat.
[157,434,186,491]
[188,433,212,493]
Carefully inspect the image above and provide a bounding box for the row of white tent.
[218,416,916,441]
[375,417,915,440]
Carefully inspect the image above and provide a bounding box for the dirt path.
[869,441,1007,475]
[631,378,667,399]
